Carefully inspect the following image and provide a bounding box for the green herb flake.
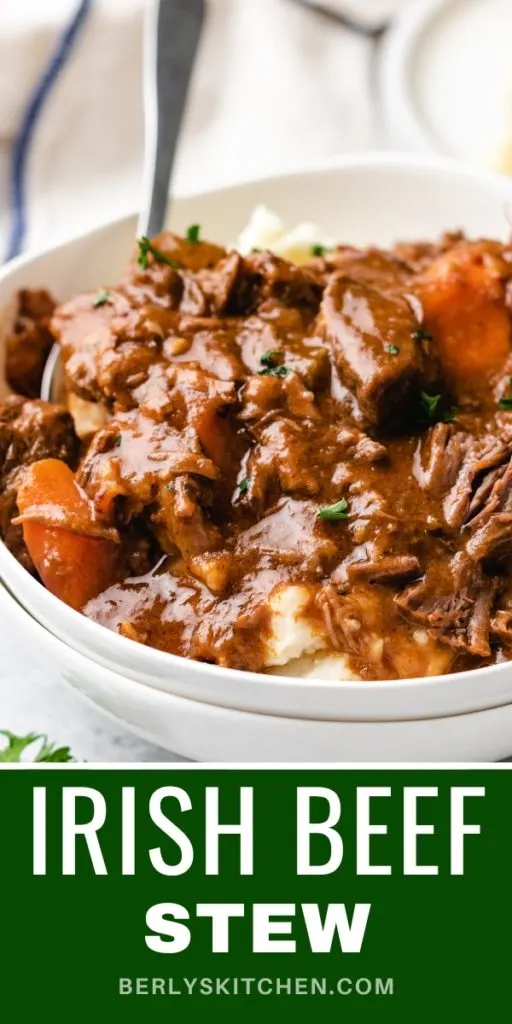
[92,288,111,308]
[238,477,251,495]
[419,391,442,421]
[414,328,434,342]
[258,364,289,378]
[316,498,349,523]
[251,247,262,253]
[311,244,326,257]
[0,730,73,763]
[166,482,175,493]
[387,344,400,356]
[137,236,180,270]
[260,349,283,368]
[442,406,458,423]
[113,434,122,448]
[499,379,512,409]
[186,223,201,243]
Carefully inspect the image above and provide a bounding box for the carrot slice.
[17,459,119,610]
[416,244,511,389]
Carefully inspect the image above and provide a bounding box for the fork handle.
[137,0,205,239]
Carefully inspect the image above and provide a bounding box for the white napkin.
[0,0,405,257]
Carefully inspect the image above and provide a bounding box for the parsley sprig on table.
[0,731,74,763]
[137,237,180,270]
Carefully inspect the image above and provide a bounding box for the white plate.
[380,0,512,165]
[2,153,512,727]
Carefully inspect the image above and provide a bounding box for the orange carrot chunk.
[416,242,511,389]
[16,459,119,610]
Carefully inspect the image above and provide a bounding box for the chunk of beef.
[347,554,421,586]
[5,289,56,398]
[322,247,411,291]
[127,231,227,277]
[443,434,512,531]
[52,290,177,407]
[245,418,335,508]
[236,312,330,390]
[413,423,467,495]
[181,252,243,316]
[335,427,387,464]
[490,609,512,643]
[319,274,425,424]
[318,582,453,679]
[153,475,223,567]
[396,552,501,658]
[77,411,217,524]
[230,252,323,317]
[415,426,512,554]
[0,396,79,568]
[465,459,512,562]
[318,582,386,661]
[235,499,340,575]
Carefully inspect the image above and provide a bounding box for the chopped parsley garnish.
[113,433,122,447]
[186,223,201,243]
[387,344,400,355]
[92,288,111,308]
[0,730,73,763]
[311,244,326,257]
[259,364,289,378]
[419,391,441,420]
[418,392,457,424]
[166,482,175,493]
[316,498,349,522]
[442,406,458,423]
[414,328,434,342]
[251,247,262,253]
[137,236,180,270]
[260,350,283,368]
[238,477,251,494]
[499,378,512,409]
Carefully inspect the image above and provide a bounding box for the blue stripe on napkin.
[4,0,93,263]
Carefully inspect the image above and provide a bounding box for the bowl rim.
[2,149,512,710]
[3,146,512,275]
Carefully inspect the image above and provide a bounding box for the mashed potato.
[236,204,334,266]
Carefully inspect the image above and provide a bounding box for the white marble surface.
[0,595,182,761]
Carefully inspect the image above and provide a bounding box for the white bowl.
[2,152,512,744]
[3,581,512,763]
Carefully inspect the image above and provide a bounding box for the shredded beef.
[0,397,79,568]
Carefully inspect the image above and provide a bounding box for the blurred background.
[1,0,511,758]
[2,0,511,259]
